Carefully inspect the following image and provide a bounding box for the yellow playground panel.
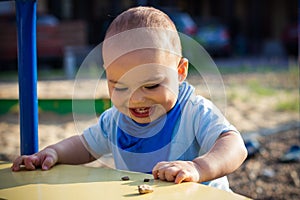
[0,162,250,200]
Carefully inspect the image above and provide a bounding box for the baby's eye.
[144,84,160,90]
[114,87,128,92]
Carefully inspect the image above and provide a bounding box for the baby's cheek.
[111,92,127,104]
[111,97,123,107]
[111,95,129,112]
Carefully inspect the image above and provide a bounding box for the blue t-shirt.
[83,81,238,191]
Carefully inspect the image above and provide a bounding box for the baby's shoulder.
[187,94,213,107]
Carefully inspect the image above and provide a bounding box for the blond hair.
[103,6,182,67]
[105,6,177,37]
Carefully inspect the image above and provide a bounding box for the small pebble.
[138,184,153,194]
[121,176,130,181]
[143,178,150,182]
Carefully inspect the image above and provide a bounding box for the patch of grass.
[275,98,299,112]
[247,79,276,96]
[38,69,66,80]
[227,91,238,102]
[287,64,299,86]
[0,70,18,81]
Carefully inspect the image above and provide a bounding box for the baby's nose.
[129,89,145,103]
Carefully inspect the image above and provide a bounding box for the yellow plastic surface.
[0,162,250,200]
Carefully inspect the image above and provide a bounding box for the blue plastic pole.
[15,0,39,155]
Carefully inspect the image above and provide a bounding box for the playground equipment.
[0,1,250,199]
[0,162,250,199]
[15,0,38,155]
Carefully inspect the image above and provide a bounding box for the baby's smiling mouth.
[129,107,153,118]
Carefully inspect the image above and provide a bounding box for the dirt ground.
[228,128,300,200]
[0,71,299,199]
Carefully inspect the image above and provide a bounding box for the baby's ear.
[177,57,189,83]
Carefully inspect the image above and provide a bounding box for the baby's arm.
[152,131,247,184]
[11,135,95,171]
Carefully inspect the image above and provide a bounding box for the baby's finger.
[152,170,159,179]
[152,161,168,179]
[164,166,179,182]
[165,171,176,182]
[23,155,39,170]
[175,170,190,184]
[41,156,55,170]
[11,156,25,171]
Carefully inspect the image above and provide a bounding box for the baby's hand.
[152,161,201,184]
[11,148,58,171]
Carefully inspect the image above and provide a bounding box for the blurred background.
[0,1,299,199]
[0,0,298,72]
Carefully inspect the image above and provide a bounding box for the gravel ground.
[228,128,300,200]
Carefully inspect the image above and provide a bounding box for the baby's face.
[106,50,181,123]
